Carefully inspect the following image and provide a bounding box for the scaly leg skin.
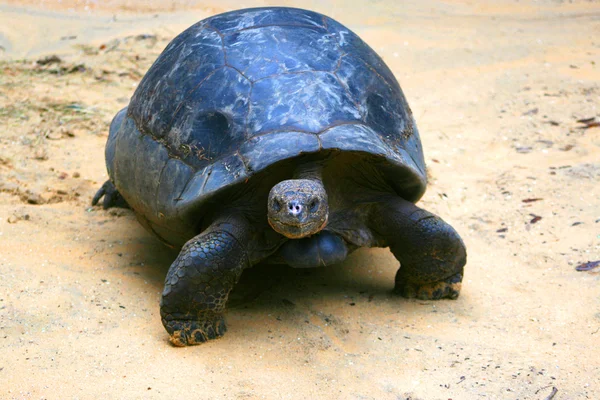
[160,216,251,346]
[370,196,467,300]
[91,180,129,209]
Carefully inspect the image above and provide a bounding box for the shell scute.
[129,27,226,139]
[224,25,338,81]
[248,71,361,135]
[208,7,326,34]
[166,67,251,168]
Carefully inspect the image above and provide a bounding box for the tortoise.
[93,7,467,346]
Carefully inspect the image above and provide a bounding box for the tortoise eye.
[309,199,319,213]
[272,198,282,212]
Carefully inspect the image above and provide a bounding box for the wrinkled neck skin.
[293,162,324,181]
[267,162,329,239]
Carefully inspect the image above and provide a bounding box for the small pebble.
[27,193,44,205]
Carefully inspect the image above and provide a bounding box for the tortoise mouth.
[270,219,313,229]
[268,216,328,239]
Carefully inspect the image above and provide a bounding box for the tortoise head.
[267,179,328,239]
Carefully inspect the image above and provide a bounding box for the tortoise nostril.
[288,201,302,216]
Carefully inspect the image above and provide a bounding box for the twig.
[535,385,551,395]
[544,387,558,400]
[576,260,600,271]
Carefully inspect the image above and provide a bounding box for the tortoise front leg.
[160,215,251,346]
[369,196,467,300]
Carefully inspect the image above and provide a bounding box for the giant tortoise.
[93,7,467,346]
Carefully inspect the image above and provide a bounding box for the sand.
[0,0,599,398]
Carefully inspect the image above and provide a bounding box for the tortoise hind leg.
[92,180,129,209]
[369,196,467,300]
[160,215,251,346]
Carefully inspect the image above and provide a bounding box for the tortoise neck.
[293,162,324,181]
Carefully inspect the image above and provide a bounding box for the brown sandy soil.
[1,1,599,399]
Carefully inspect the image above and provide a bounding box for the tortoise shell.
[104,7,426,246]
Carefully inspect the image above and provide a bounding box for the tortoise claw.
[163,314,227,346]
[395,272,462,300]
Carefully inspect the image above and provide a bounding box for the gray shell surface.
[105,7,426,246]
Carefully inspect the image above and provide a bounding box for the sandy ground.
[1,0,599,399]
